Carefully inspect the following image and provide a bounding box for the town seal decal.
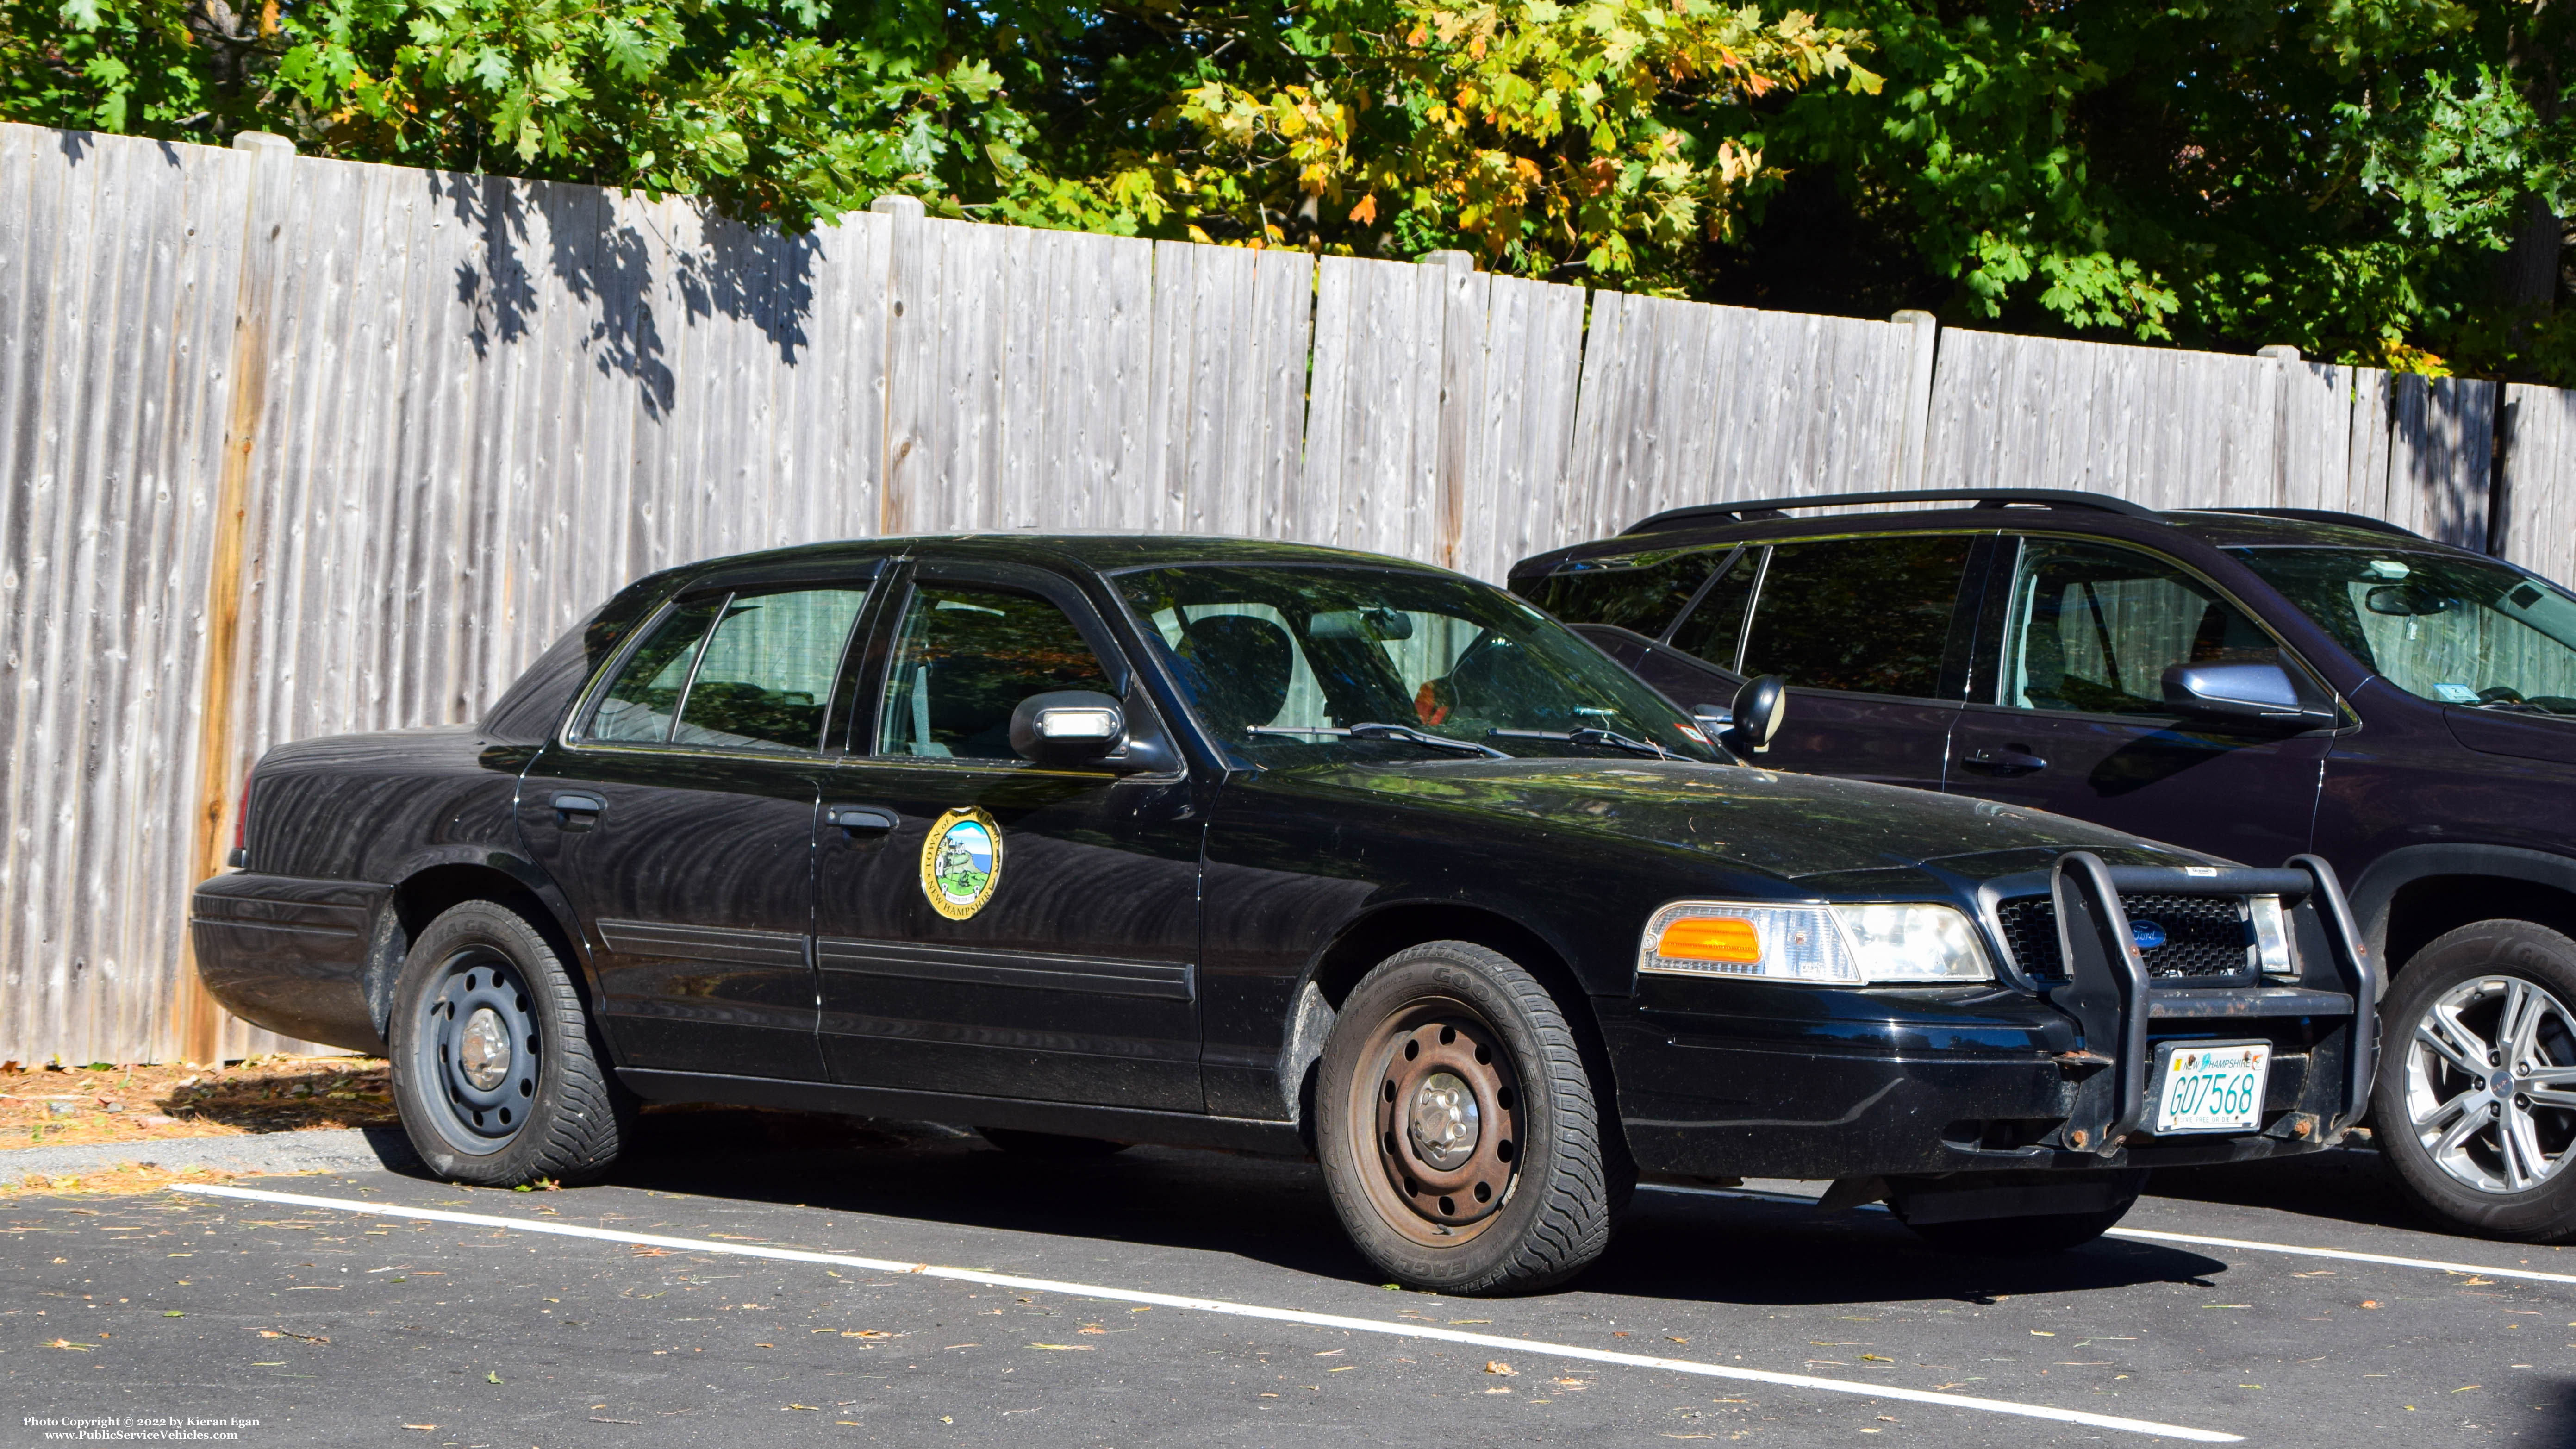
[920,806,1003,920]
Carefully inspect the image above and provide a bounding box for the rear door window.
[671,588,871,749]
[586,598,725,743]
[1738,536,1975,697]
[583,585,868,749]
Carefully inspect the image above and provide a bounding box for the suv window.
[1998,538,2280,715]
[1737,536,1973,696]
[1666,546,1763,668]
[671,588,870,749]
[878,583,1115,759]
[1525,546,1726,638]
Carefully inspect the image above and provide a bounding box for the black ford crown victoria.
[193,535,2377,1292]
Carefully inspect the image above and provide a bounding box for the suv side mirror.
[2162,662,2336,730]
[1701,674,1787,755]
[1010,690,1131,768]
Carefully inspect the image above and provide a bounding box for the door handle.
[826,804,900,835]
[549,792,605,833]
[1962,747,2048,776]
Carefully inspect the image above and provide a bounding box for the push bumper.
[1613,853,2380,1183]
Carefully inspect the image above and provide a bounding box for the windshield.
[2231,546,2576,715]
[1111,564,1723,763]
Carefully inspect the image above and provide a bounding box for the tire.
[388,900,632,1187]
[978,1128,1130,1158]
[1314,940,1618,1294]
[2371,919,2576,1243]
[1900,1196,2142,1257]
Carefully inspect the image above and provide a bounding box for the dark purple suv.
[1512,489,2576,1243]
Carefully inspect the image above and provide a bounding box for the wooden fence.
[4,119,2574,1065]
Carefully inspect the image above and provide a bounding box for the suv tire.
[1315,941,1621,1294]
[2374,919,2576,1242]
[388,900,633,1186]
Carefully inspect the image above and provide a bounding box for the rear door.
[1944,534,2329,863]
[520,568,878,1081]
[1663,533,1987,788]
[811,559,1204,1111]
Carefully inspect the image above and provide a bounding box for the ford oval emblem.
[2129,918,2168,951]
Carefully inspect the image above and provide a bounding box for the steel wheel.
[2405,974,2576,1195]
[1348,999,1526,1247]
[410,946,542,1155]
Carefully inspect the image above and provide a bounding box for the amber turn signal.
[1655,915,1761,964]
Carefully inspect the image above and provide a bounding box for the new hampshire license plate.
[2152,1040,2270,1134]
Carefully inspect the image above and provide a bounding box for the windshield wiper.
[1246,722,1509,759]
[1487,726,1675,760]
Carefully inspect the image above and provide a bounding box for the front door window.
[1999,538,2280,715]
[877,583,1115,759]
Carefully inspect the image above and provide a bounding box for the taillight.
[228,770,252,868]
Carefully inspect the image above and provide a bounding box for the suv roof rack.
[2188,506,2426,541]
[1622,488,2162,536]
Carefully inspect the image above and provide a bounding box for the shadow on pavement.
[396,1108,2241,1310]
[2146,1145,2431,1234]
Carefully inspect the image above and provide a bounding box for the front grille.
[1993,893,2256,979]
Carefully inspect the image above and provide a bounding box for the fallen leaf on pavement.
[1484,1361,1516,1375]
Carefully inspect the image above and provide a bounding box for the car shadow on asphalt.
[2146,1145,2431,1235]
[477,1108,2239,1310]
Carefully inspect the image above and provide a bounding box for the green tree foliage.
[5,0,2568,380]
[1718,0,2573,380]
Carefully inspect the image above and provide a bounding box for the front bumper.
[1611,853,2380,1182]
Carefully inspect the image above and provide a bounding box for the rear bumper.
[1613,853,2380,1183]
[189,872,392,1053]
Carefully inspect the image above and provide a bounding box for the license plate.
[2152,1040,2270,1134]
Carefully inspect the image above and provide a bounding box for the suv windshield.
[2232,546,2576,715]
[1113,564,1721,762]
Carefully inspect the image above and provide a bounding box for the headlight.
[1640,900,1992,985]
[2249,895,2294,976]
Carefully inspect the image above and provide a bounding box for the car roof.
[673,531,1461,581]
[1511,499,2495,575]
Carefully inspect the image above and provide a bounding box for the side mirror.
[2161,662,2335,729]
[1009,690,1130,768]
[1721,674,1787,755]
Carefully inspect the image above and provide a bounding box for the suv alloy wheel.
[2373,920,2576,1241]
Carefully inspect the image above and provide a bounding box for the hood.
[1277,757,2211,882]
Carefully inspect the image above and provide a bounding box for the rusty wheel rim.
[1348,997,1523,1248]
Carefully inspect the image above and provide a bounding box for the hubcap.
[2405,974,2576,1195]
[1409,1071,1481,1169]
[458,1007,511,1092]
[413,951,541,1150]
[1352,1002,1523,1246]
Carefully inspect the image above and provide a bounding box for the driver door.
[1945,535,2330,863]
[811,560,1205,1111]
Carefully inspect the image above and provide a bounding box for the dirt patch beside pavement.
[0,1056,395,1150]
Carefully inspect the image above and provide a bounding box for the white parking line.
[172,1183,2238,1443]
[1641,1182,2576,1287]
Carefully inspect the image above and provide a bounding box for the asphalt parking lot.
[4,1117,2571,1447]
